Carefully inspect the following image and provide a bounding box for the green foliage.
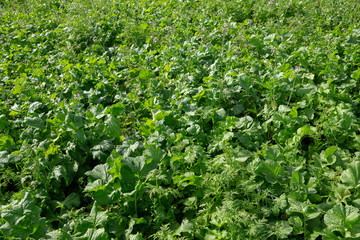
[1,0,360,238]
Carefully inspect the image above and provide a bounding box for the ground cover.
[1,0,360,239]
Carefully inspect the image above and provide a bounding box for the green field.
[1,0,360,239]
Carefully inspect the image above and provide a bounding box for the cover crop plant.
[1,0,360,239]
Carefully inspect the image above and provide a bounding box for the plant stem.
[303,215,306,240]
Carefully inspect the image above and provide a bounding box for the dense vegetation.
[1,0,360,239]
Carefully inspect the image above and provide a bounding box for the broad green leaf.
[108,156,122,179]
[231,104,245,115]
[297,125,316,136]
[320,146,338,165]
[91,150,106,160]
[125,218,147,239]
[63,193,81,210]
[214,108,226,119]
[324,204,360,238]
[139,69,152,80]
[52,165,69,185]
[0,135,15,151]
[105,116,122,138]
[89,203,108,228]
[234,149,250,162]
[304,73,314,80]
[264,33,276,43]
[288,216,303,234]
[65,113,83,129]
[255,160,284,184]
[324,146,338,159]
[287,198,320,220]
[265,147,283,161]
[341,161,360,189]
[320,229,343,240]
[118,141,141,158]
[272,194,288,216]
[173,172,202,188]
[144,144,165,162]
[28,102,42,113]
[24,117,44,129]
[92,139,113,152]
[352,68,360,80]
[122,156,146,175]
[186,124,200,135]
[0,192,46,238]
[128,233,145,240]
[153,110,170,121]
[93,190,111,205]
[84,179,106,192]
[73,129,86,144]
[45,230,63,239]
[79,228,108,240]
[11,83,25,94]
[85,164,112,182]
[292,171,305,186]
[0,150,9,166]
[88,104,105,119]
[108,156,137,191]
[278,105,291,113]
[175,219,193,236]
[0,115,9,131]
[303,109,315,120]
[141,145,163,175]
[108,103,125,117]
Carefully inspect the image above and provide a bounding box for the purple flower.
[248,20,252,24]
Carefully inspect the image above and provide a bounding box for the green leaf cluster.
[1,0,360,239]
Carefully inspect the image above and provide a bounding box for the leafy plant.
[1,0,360,238]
